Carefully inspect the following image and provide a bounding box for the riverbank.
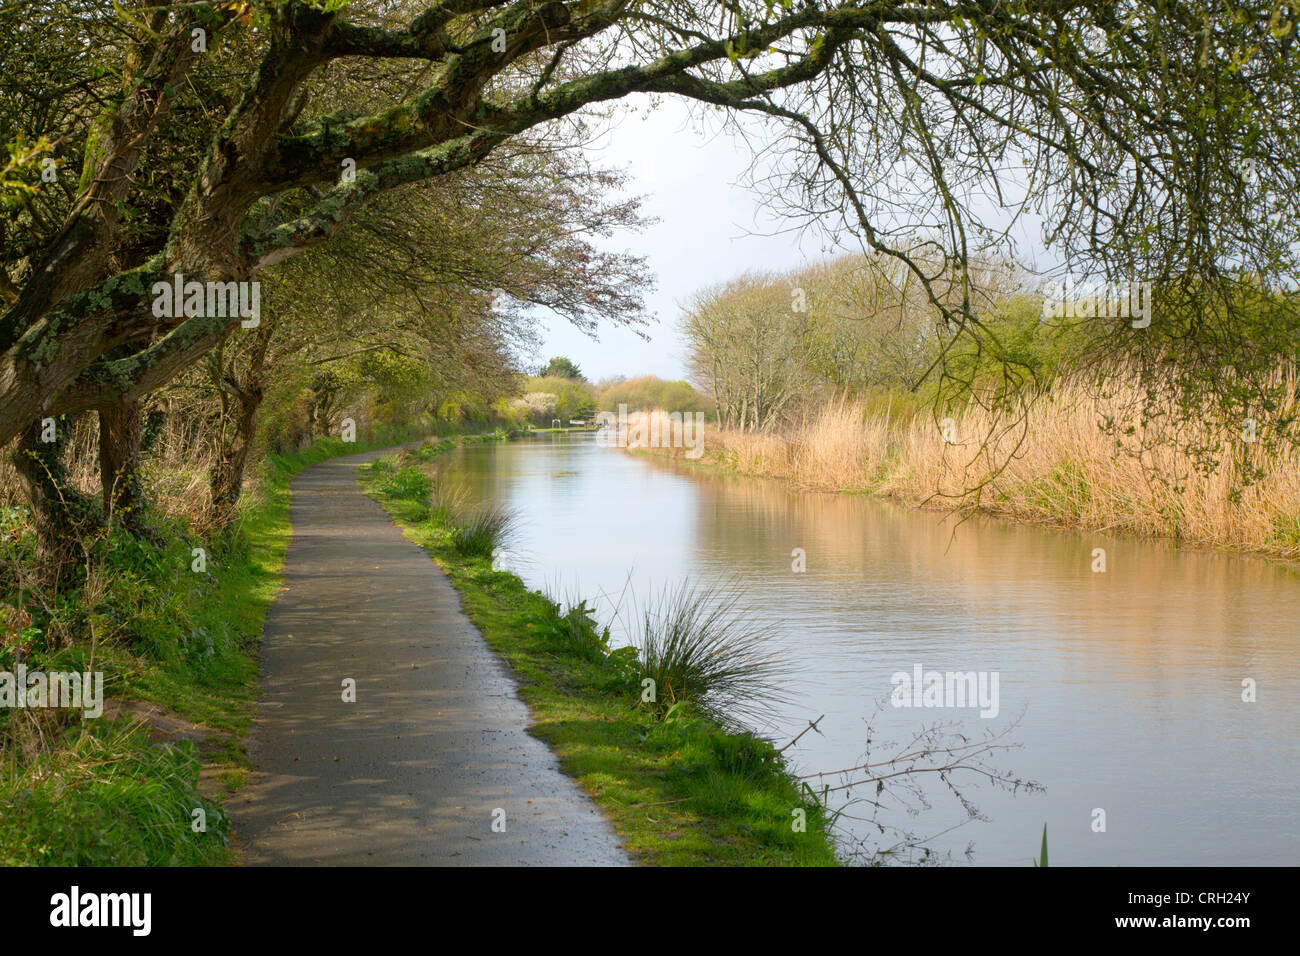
[0,422,442,865]
[359,439,842,866]
[628,382,1300,561]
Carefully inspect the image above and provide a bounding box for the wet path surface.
[231,443,629,866]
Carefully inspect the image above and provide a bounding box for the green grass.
[0,421,439,865]
[0,724,227,866]
[451,503,516,557]
[359,444,842,866]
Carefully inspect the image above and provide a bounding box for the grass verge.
[359,440,841,866]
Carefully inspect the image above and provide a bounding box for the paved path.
[231,443,629,865]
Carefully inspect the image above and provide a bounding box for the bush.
[540,592,612,661]
[520,376,598,424]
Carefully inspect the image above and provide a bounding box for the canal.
[440,432,1300,865]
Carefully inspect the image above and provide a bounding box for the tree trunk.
[207,327,271,529]
[208,385,263,529]
[11,416,99,586]
[98,401,147,533]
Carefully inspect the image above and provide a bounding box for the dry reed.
[639,375,1300,559]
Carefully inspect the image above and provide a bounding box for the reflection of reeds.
[650,374,1300,557]
[632,579,792,730]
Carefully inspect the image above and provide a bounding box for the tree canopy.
[2,0,1298,453]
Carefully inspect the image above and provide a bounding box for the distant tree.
[540,356,584,381]
[508,391,559,426]
[526,375,596,422]
[681,253,1058,429]
[681,271,815,431]
[598,376,711,419]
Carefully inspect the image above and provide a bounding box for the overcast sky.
[526,93,1064,385]
[527,94,849,385]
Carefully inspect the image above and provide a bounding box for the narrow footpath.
[231,443,629,865]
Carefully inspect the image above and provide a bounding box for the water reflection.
[443,432,1300,865]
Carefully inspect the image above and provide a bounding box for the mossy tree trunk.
[208,325,271,529]
[97,400,147,534]
[10,416,100,586]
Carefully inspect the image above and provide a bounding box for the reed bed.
[636,374,1300,559]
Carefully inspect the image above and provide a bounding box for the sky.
[526,94,851,385]
[525,92,1065,387]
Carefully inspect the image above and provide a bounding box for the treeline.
[679,251,1300,439]
[680,252,1078,430]
[505,364,711,427]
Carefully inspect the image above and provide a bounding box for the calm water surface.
[441,433,1300,865]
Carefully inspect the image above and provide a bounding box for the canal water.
[440,431,1300,865]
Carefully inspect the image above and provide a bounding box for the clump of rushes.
[632,579,794,731]
[366,452,517,559]
[450,503,517,557]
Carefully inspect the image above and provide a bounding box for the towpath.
[231,442,628,866]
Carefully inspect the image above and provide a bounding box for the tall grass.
[429,472,471,529]
[664,373,1300,558]
[366,448,518,559]
[450,503,517,557]
[0,724,229,865]
[631,579,793,730]
[617,408,706,459]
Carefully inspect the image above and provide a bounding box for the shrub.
[378,466,431,502]
[429,473,470,528]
